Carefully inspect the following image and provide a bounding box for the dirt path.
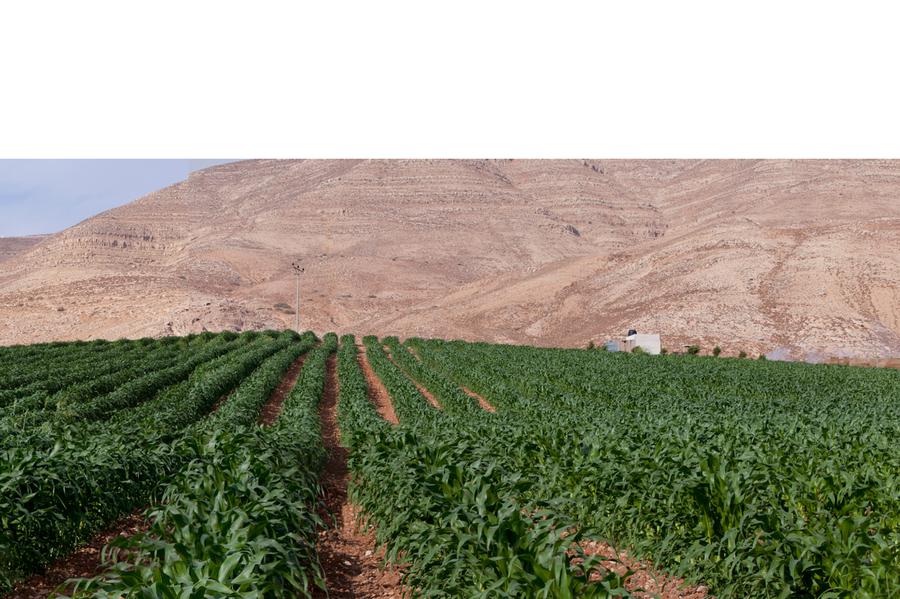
[383,347,441,410]
[257,352,308,426]
[576,540,709,599]
[3,511,148,599]
[460,385,496,413]
[315,354,404,598]
[356,345,399,425]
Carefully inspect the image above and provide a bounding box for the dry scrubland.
[0,159,899,359]
[1,331,898,597]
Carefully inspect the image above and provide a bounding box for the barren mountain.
[0,235,47,263]
[0,159,898,359]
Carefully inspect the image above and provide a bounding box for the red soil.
[401,345,492,412]
[383,347,441,410]
[575,539,710,599]
[257,352,308,426]
[460,385,496,413]
[356,345,399,425]
[315,354,405,598]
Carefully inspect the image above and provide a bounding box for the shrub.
[738,350,747,359]
[586,341,595,350]
[273,303,295,314]
[660,348,668,355]
[713,346,722,357]
[758,354,767,361]
[631,346,645,354]
[686,345,700,355]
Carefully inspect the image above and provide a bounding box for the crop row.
[4,330,896,597]
[0,330,311,592]
[0,338,152,391]
[3,340,184,415]
[0,334,242,452]
[0,338,163,406]
[342,336,628,597]
[70,334,339,597]
[0,337,143,369]
[382,336,482,416]
[410,338,900,598]
[0,335,234,450]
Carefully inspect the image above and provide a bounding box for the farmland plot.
[403,338,900,597]
[0,332,897,598]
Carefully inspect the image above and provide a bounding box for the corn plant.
[410,338,900,597]
[0,331,310,592]
[341,336,632,597]
[67,334,338,597]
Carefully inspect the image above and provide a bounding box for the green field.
[0,331,897,597]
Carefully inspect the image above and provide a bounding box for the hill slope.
[0,235,48,263]
[0,159,898,358]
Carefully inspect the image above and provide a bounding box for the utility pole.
[291,261,304,332]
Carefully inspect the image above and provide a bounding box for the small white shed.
[623,332,661,355]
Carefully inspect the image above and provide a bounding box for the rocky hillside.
[0,159,898,359]
[0,235,47,263]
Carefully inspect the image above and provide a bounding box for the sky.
[0,160,235,237]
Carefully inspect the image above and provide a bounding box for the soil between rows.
[356,345,399,425]
[257,351,308,426]
[460,384,496,413]
[378,346,708,596]
[4,346,709,599]
[383,347,442,410]
[577,540,710,599]
[315,353,404,598]
[401,344,495,413]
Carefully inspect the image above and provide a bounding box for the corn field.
[0,331,897,597]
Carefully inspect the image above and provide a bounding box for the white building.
[622,332,661,355]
